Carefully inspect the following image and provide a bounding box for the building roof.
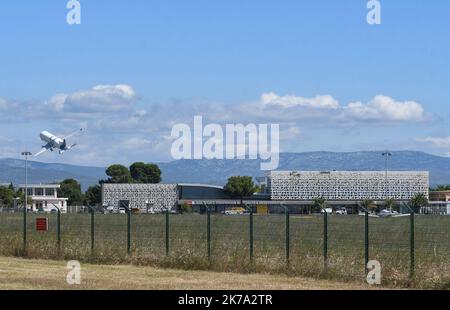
[178,183,224,190]
[32,197,68,201]
[430,190,450,194]
[267,170,429,176]
[19,184,61,189]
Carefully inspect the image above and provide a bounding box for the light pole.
[382,152,392,201]
[21,151,32,251]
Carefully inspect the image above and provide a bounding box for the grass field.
[0,256,381,290]
[1,213,450,289]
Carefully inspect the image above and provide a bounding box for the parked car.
[320,208,333,214]
[336,208,347,215]
[224,207,247,215]
[118,207,127,214]
[379,209,399,217]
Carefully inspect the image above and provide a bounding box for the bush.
[180,203,193,214]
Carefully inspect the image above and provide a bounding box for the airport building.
[426,190,450,215]
[19,184,68,213]
[102,183,179,213]
[267,171,429,201]
[101,170,430,214]
[102,183,269,213]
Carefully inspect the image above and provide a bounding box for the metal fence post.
[248,205,254,262]
[90,206,95,253]
[57,207,61,252]
[23,205,27,253]
[206,204,211,261]
[165,209,170,256]
[365,209,369,274]
[127,207,131,255]
[281,204,290,265]
[403,204,415,280]
[410,212,416,278]
[323,210,328,268]
[410,211,415,279]
[286,208,290,265]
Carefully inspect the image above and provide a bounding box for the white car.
[104,205,115,214]
[336,209,347,215]
[379,209,399,217]
[320,208,333,214]
[118,207,127,214]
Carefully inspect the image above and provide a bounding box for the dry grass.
[0,256,383,290]
[2,214,450,288]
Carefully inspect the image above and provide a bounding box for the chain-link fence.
[1,205,450,286]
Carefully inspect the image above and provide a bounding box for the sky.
[0,0,450,167]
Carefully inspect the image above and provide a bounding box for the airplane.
[360,209,411,218]
[377,209,410,218]
[34,129,83,157]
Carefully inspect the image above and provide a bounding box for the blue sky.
[0,1,450,166]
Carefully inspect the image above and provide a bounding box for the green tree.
[180,202,193,214]
[384,198,397,212]
[85,185,102,206]
[0,186,15,207]
[313,197,328,214]
[432,185,450,191]
[105,164,131,183]
[224,176,258,207]
[129,162,162,184]
[14,189,32,207]
[409,193,428,213]
[360,199,377,213]
[59,179,84,206]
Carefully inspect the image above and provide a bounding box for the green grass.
[1,213,450,288]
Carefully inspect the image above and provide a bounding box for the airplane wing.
[63,128,83,140]
[392,214,411,218]
[59,144,77,154]
[34,147,49,157]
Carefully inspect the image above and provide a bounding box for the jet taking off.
[34,129,83,157]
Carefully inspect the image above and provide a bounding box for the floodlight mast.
[382,152,392,201]
[21,151,32,250]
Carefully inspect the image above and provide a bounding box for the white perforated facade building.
[267,171,429,201]
[102,184,179,212]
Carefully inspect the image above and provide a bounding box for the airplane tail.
[59,143,77,154]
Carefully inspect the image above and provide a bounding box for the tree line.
[0,162,162,208]
[1,165,430,212]
[66,162,163,206]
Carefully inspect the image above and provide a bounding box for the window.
[27,188,33,196]
[35,188,44,196]
[45,188,55,196]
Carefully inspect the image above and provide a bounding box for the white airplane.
[34,129,83,157]
[360,209,410,218]
[378,209,410,218]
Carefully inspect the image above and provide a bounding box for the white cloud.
[418,137,450,148]
[343,95,425,122]
[124,137,152,148]
[260,92,340,109]
[0,98,8,109]
[0,86,432,166]
[49,84,137,114]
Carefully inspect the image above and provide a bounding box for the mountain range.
[1,151,450,190]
